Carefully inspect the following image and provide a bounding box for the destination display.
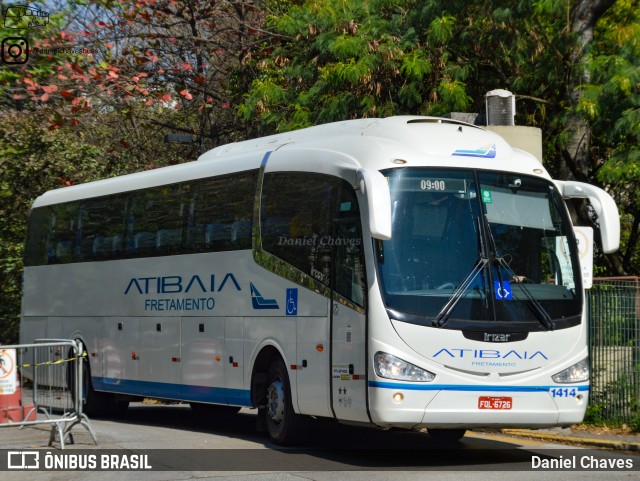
[392,176,469,194]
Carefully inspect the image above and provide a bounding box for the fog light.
[392,392,404,403]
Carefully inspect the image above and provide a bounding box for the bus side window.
[190,178,230,251]
[155,186,186,255]
[261,172,338,285]
[188,170,257,253]
[49,202,79,264]
[127,192,155,256]
[78,194,128,262]
[134,231,156,252]
[231,220,251,247]
[333,183,366,307]
[225,171,256,250]
[156,228,182,251]
[126,185,185,256]
[24,207,52,266]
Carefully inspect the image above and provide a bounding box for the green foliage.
[241,0,482,132]
[583,402,609,426]
[242,0,575,133]
[582,0,640,274]
[427,14,456,44]
[240,0,638,277]
[0,110,106,344]
[437,79,472,113]
[0,1,82,109]
[585,367,640,431]
[400,50,431,81]
[0,104,194,344]
[2,0,640,344]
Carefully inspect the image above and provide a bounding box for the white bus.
[21,116,620,444]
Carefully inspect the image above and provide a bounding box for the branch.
[515,94,551,105]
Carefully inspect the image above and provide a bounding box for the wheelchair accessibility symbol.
[286,288,298,316]
[494,281,513,300]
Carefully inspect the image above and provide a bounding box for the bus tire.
[265,358,308,446]
[427,428,466,442]
[78,350,109,417]
[76,344,128,418]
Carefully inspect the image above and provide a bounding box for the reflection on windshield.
[377,169,582,328]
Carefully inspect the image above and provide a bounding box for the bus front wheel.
[265,358,308,445]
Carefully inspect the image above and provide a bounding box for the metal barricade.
[0,339,97,449]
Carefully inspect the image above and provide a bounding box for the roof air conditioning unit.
[485,89,516,126]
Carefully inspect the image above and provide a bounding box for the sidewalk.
[501,426,640,451]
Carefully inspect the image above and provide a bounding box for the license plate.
[478,396,512,410]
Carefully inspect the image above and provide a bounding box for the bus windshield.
[377,168,582,330]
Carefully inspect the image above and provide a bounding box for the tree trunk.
[562,0,623,274]
[561,0,616,182]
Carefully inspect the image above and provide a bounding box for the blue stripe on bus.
[368,381,589,392]
[93,377,252,406]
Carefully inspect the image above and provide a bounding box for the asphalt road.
[1,403,638,480]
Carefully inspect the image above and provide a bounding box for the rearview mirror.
[554,180,620,254]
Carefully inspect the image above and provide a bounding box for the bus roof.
[201,116,486,160]
[32,116,549,208]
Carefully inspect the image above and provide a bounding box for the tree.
[0,1,270,343]
[2,0,267,147]
[560,0,616,182]
[240,0,477,133]
[241,0,637,274]
[580,0,640,274]
[0,109,107,344]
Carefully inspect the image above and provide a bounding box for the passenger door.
[330,185,369,422]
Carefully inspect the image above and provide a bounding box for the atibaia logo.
[123,273,294,314]
[433,348,548,360]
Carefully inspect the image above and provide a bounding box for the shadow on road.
[98,403,542,471]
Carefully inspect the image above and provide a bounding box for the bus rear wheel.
[68,342,105,416]
[265,358,308,445]
[76,344,128,417]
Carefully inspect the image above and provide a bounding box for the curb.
[502,429,640,451]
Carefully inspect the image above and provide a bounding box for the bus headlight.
[374,352,435,382]
[552,358,589,383]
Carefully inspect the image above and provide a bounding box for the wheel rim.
[266,376,285,425]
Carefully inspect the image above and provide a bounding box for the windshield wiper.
[433,215,556,331]
[432,259,486,327]
[433,217,487,328]
[481,214,555,331]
